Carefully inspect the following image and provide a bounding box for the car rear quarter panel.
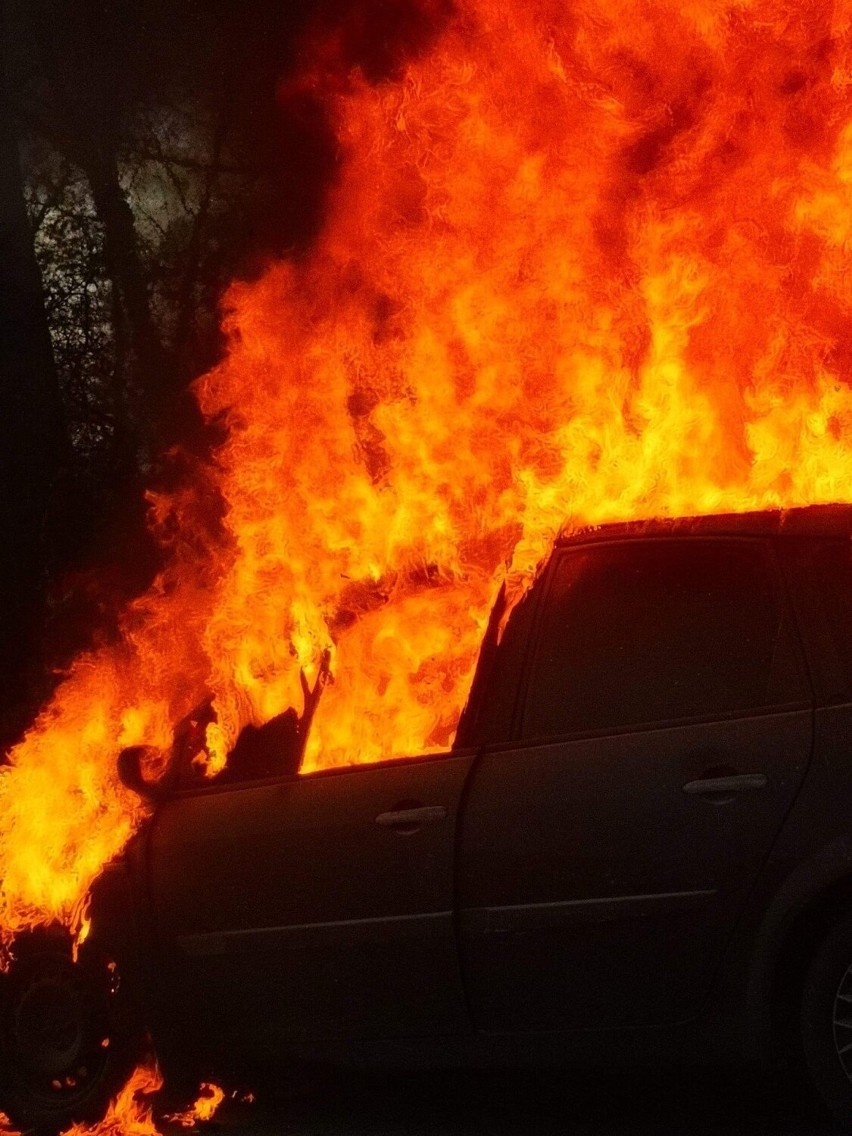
[730,705,852,1060]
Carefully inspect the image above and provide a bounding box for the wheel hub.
[15,973,85,1075]
[5,950,111,1103]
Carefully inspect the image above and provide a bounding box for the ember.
[2,0,852,986]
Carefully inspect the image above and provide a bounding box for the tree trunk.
[82,144,174,453]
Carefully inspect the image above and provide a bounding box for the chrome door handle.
[375,805,448,828]
[682,773,768,796]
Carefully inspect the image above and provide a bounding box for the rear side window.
[788,538,852,703]
[524,539,803,739]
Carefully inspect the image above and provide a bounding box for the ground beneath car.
[164,1068,839,1136]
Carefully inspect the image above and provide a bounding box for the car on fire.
[7,503,852,1131]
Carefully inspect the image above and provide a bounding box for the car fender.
[87,851,144,987]
[744,833,852,1058]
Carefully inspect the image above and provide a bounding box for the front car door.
[458,535,812,1032]
[144,750,474,1063]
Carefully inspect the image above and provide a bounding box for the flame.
[0,1065,163,1136]
[4,0,852,941]
[62,1064,164,1136]
[165,1083,226,1128]
[0,1070,229,1136]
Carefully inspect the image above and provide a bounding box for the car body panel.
[458,709,812,1032]
[145,751,475,1058]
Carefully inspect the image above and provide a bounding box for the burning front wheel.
[0,932,141,1135]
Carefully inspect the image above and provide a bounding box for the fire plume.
[3,0,852,945]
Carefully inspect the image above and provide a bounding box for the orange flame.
[62,1064,164,1136]
[164,1083,226,1128]
[0,1064,163,1136]
[4,0,852,940]
[0,1070,228,1136]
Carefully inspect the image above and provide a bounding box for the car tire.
[0,931,143,1135]
[801,911,852,1128]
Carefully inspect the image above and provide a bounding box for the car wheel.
[0,932,142,1135]
[800,911,852,1127]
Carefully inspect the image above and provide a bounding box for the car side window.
[523,539,803,739]
[788,538,852,703]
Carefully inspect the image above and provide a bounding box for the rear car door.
[145,751,474,1060]
[458,536,812,1032]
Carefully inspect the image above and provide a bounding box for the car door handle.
[682,773,768,796]
[375,805,448,829]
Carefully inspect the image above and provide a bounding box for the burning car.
[5,504,852,1130]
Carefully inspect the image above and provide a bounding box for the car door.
[145,750,474,1058]
[458,536,813,1032]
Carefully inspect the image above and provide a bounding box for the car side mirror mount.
[117,744,178,802]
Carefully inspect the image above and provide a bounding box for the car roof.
[557,503,852,546]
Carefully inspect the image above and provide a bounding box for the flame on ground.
[0,1065,162,1136]
[62,1064,164,1136]
[0,1069,228,1136]
[4,0,852,941]
[165,1083,227,1128]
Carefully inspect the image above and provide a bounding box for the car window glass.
[790,538,852,702]
[524,539,800,738]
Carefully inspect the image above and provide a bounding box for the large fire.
[2,0,852,964]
